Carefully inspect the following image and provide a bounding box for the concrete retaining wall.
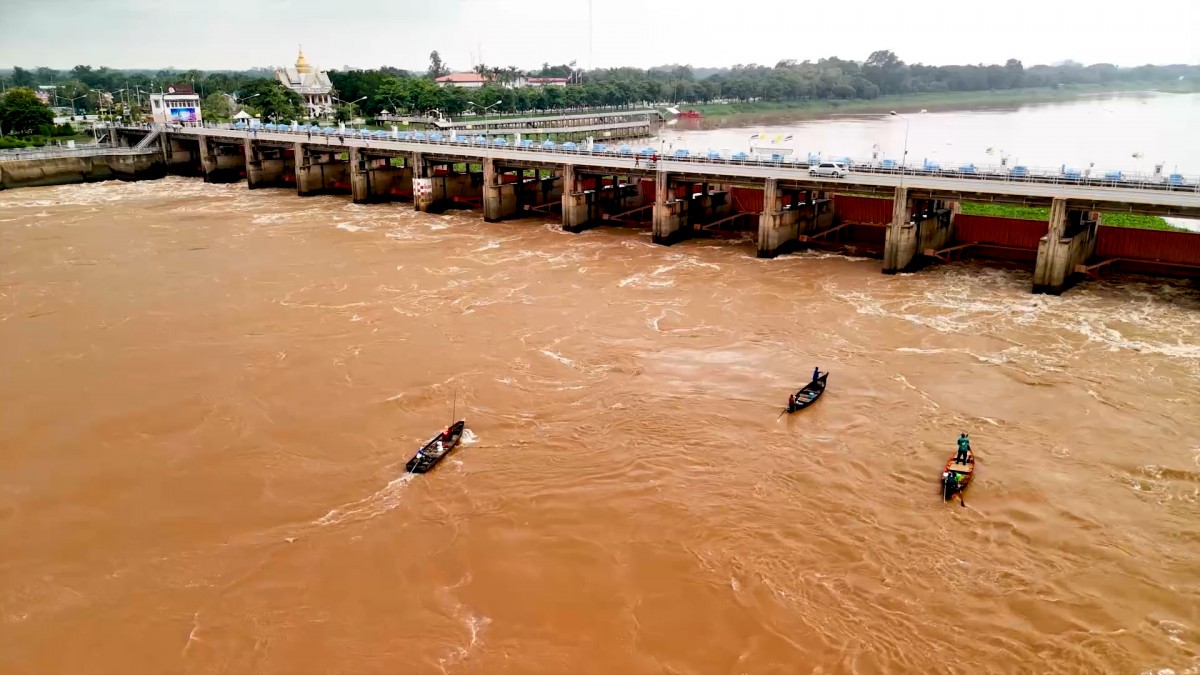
[0,153,164,190]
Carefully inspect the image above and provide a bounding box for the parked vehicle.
[809,162,849,178]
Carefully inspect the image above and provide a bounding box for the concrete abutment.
[350,149,412,204]
[1032,198,1099,294]
[652,172,690,245]
[244,139,294,189]
[882,187,957,273]
[294,143,350,197]
[757,182,835,258]
[198,137,245,183]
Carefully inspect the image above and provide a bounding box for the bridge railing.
[0,145,156,162]
[114,124,1200,194]
[0,142,113,156]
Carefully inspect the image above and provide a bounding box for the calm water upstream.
[1,97,1199,675]
[657,91,1200,175]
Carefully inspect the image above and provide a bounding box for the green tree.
[375,77,413,113]
[245,83,304,122]
[70,65,95,85]
[10,66,35,87]
[35,67,59,84]
[428,50,448,79]
[333,103,354,122]
[0,87,54,136]
[1004,59,1025,88]
[203,91,233,119]
[327,69,394,116]
[863,50,907,94]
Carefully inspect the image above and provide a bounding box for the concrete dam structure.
[5,125,1199,295]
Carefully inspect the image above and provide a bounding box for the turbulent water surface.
[1,178,1198,674]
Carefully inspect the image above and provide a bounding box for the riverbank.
[687,82,1200,118]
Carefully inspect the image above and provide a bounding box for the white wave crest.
[314,473,416,527]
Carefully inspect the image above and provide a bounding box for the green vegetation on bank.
[959,202,1185,231]
[0,133,87,149]
[686,81,1200,117]
[0,87,80,147]
[4,51,1198,123]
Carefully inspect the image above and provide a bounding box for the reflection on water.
[1,178,1198,674]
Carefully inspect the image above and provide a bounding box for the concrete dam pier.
[4,125,1199,295]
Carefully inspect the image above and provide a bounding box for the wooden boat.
[405,420,466,474]
[787,373,828,412]
[942,453,975,502]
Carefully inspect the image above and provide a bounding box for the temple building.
[275,47,334,117]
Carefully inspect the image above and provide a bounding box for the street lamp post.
[113,89,128,124]
[237,93,260,124]
[331,95,367,128]
[889,110,910,187]
[467,99,502,145]
[888,109,926,193]
[224,93,261,131]
[889,109,926,225]
[91,89,107,115]
[63,94,87,119]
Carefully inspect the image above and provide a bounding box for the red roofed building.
[435,73,490,89]
[435,73,571,89]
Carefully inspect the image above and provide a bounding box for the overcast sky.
[3,0,1198,72]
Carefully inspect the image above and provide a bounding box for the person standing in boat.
[812,366,820,382]
[955,433,971,464]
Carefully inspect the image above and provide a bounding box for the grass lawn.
[958,202,1186,231]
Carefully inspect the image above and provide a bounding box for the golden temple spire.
[296,45,313,74]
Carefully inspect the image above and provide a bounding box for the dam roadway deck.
[67,125,1200,294]
[182,126,1200,217]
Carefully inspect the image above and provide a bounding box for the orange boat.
[941,452,975,503]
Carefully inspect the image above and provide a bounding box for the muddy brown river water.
[1,178,1198,674]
